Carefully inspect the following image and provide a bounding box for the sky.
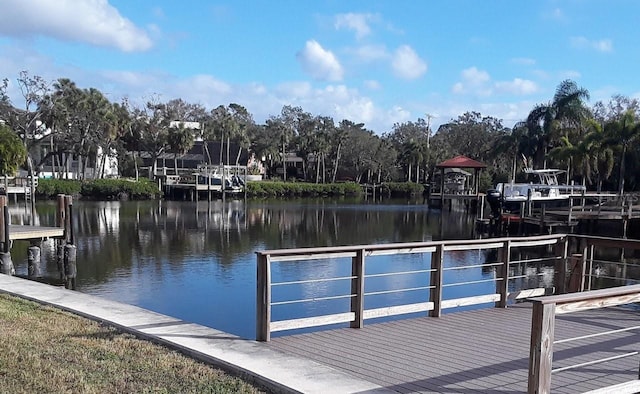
[0,0,638,134]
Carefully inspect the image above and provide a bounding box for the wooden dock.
[7,225,64,240]
[257,235,640,393]
[269,303,639,393]
[0,194,74,285]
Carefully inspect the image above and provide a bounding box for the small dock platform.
[7,225,65,241]
[269,304,639,393]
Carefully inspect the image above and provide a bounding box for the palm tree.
[525,80,590,169]
[604,110,640,194]
[168,123,195,174]
[584,120,614,192]
[493,124,528,182]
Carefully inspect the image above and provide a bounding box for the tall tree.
[604,110,640,194]
[0,123,27,176]
[525,79,590,168]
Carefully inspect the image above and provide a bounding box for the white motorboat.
[487,168,585,215]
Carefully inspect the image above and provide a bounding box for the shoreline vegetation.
[34,178,426,200]
[0,293,266,394]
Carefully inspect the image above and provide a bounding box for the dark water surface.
[10,198,483,339]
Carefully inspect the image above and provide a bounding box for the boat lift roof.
[523,168,565,175]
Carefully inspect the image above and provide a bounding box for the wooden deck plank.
[8,225,65,240]
[269,304,639,393]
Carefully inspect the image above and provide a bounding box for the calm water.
[10,198,485,339]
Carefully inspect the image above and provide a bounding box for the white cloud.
[391,45,427,80]
[495,78,539,95]
[334,13,376,40]
[296,40,344,82]
[0,0,153,52]
[453,67,537,97]
[570,36,613,53]
[462,67,490,85]
[453,67,491,95]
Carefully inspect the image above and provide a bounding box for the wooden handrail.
[256,234,568,341]
[528,284,640,393]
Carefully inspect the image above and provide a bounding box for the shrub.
[245,181,361,197]
[36,179,82,199]
[381,182,424,197]
[80,179,161,200]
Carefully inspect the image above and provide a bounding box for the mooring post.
[64,243,77,289]
[27,241,42,278]
[63,195,76,289]
[56,194,66,278]
[0,195,14,275]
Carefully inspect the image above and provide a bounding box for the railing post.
[350,249,365,328]
[528,301,556,394]
[496,240,510,307]
[553,237,568,294]
[567,253,585,293]
[430,244,444,317]
[256,253,271,341]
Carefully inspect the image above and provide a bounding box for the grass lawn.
[0,294,267,393]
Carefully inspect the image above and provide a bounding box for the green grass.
[0,294,267,393]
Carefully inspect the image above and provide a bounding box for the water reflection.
[9,198,488,339]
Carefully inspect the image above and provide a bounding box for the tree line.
[1,72,639,193]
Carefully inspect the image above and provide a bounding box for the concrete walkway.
[0,275,390,394]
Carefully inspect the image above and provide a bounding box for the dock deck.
[7,225,65,240]
[269,304,639,393]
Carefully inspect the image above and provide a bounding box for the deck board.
[7,225,65,240]
[269,303,639,393]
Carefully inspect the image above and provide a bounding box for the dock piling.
[0,195,14,275]
[64,243,77,289]
[27,242,41,278]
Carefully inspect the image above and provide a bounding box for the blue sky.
[0,0,637,133]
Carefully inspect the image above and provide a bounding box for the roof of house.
[436,155,487,169]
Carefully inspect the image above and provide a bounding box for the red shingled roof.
[436,155,487,169]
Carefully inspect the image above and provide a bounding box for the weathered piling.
[62,195,76,289]
[64,243,77,290]
[0,195,14,275]
[55,194,66,279]
[27,242,42,278]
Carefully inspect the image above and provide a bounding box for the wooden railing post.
[350,249,365,328]
[429,244,444,317]
[553,237,568,294]
[528,301,556,394]
[256,253,271,341]
[567,253,585,293]
[496,240,510,307]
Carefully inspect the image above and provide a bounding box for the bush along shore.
[35,178,425,200]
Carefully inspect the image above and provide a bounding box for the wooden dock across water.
[269,304,639,393]
[7,225,64,240]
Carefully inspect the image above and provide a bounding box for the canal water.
[9,198,488,339]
